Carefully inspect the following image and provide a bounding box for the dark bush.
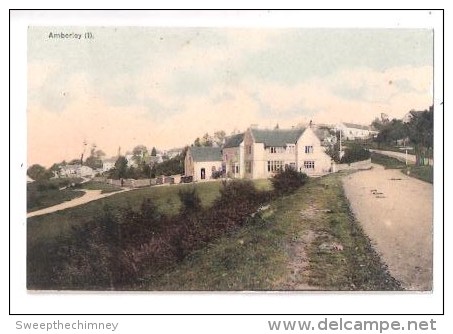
[271,169,308,195]
[340,144,371,164]
[178,187,202,214]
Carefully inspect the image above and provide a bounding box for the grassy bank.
[27,175,400,291]
[144,173,401,291]
[27,178,85,212]
[371,152,433,183]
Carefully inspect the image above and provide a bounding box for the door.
[201,168,206,180]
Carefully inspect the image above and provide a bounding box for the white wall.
[296,127,333,176]
[192,161,223,181]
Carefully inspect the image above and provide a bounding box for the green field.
[27,178,85,212]
[28,179,271,246]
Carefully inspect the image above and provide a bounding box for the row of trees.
[193,130,226,147]
[372,106,433,165]
[107,148,187,180]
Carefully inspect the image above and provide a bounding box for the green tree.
[213,130,226,147]
[407,106,433,165]
[114,156,128,179]
[27,164,53,181]
[132,145,148,165]
[151,147,157,156]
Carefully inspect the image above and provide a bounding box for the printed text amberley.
[48,32,82,39]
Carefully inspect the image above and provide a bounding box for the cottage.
[184,147,223,181]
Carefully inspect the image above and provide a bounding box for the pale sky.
[28,27,433,167]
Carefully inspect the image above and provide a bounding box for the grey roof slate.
[250,128,305,147]
[189,147,222,162]
[342,122,370,131]
[223,133,244,148]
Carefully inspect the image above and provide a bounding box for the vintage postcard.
[27,25,434,293]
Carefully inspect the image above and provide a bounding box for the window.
[287,145,295,154]
[289,162,296,170]
[267,160,284,172]
[304,161,315,169]
[246,145,252,154]
[305,145,314,154]
[246,161,252,173]
[235,165,240,174]
[270,147,285,154]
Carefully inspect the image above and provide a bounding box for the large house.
[185,126,333,181]
[336,122,376,140]
[243,126,332,178]
[184,147,223,181]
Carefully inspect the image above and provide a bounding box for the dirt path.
[27,188,131,218]
[342,164,433,290]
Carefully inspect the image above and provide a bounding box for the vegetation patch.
[27,178,85,212]
[371,152,433,183]
[80,181,123,194]
[370,152,406,169]
[403,165,433,184]
[27,173,400,291]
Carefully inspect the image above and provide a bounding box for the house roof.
[250,128,305,147]
[223,133,244,148]
[189,147,222,162]
[342,122,370,131]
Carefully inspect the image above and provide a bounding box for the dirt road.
[27,189,130,218]
[342,164,433,290]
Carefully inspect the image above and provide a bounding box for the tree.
[27,164,53,181]
[213,130,226,147]
[151,147,157,157]
[201,133,213,147]
[407,106,433,165]
[114,156,128,179]
[193,138,201,147]
[132,145,148,165]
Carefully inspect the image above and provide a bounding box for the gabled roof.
[189,147,222,162]
[250,128,305,147]
[342,122,370,131]
[223,133,244,148]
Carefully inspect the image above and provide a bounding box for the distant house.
[336,122,375,140]
[59,164,95,178]
[243,126,332,178]
[102,158,117,173]
[223,133,245,179]
[184,147,223,181]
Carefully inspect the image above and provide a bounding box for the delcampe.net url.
[267,318,437,332]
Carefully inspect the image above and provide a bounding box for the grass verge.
[371,152,433,183]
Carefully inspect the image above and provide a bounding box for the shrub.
[178,187,202,214]
[340,144,371,164]
[271,169,308,195]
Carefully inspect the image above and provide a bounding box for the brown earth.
[342,164,433,290]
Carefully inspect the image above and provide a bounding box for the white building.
[336,122,375,140]
[184,147,223,181]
